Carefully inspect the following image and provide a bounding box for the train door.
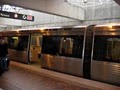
[29,34,42,67]
[83,25,95,79]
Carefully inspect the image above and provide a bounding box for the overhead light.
[83,0,87,3]
[73,25,86,28]
[64,0,67,2]
[2,4,22,12]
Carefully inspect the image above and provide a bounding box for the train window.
[41,35,84,58]
[8,37,18,49]
[42,36,60,55]
[8,36,29,51]
[59,37,73,56]
[93,35,120,63]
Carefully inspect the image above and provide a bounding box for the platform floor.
[0,61,119,90]
[0,62,89,90]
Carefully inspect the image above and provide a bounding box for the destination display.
[0,10,34,21]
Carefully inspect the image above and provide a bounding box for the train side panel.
[91,25,120,86]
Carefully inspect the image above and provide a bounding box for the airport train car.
[0,30,43,64]
[91,24,120,86]
[0,24,119,86]
[41,26,87,77]
[41,25,94,78]
[41,24,120,85]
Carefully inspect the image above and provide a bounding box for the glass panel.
[59,37,73,56]
[31,36,37,46]
[41,36,60,55]
[93,35,120,63]
[7,36,29,51]
[42,35,84,58]
[8,37,18,49]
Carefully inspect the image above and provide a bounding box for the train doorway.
[29,34,42,68]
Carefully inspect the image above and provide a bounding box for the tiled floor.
[0,61,119,90]
[0,63,89,90]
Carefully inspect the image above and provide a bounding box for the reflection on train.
[0,24,119,86]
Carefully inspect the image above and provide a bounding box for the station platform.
[0,61,120,90]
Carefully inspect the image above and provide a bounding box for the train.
[0,24,119,86]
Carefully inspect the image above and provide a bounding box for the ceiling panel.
[67,0,115,7]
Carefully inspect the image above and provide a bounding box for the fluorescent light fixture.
[73,25,86,28]
[12,26,62,31]
[83,0,88,3]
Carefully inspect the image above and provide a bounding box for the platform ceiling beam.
[0,0,85,20]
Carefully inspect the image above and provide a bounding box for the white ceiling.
[0,0,116,30]
[67,0,115,7]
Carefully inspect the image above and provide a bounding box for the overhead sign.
[0,11,34,21]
